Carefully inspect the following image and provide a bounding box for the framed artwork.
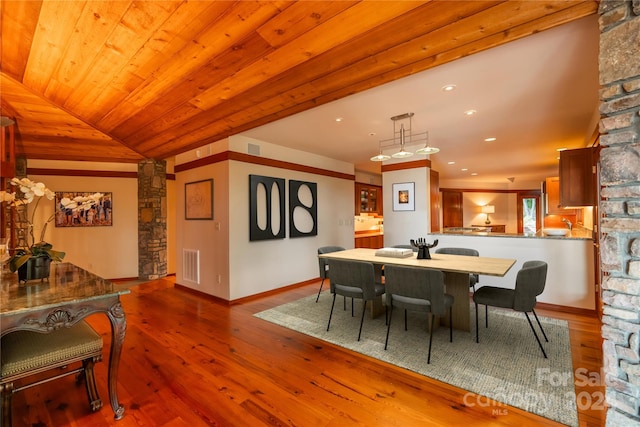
[54,192,113,227]
[249,175,286,241]
[392,182,415,211]
[289,180,317,238]
[185,179,213,220]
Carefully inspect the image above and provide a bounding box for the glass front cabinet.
[355,183,382,215]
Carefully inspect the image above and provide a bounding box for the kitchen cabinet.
[546,177,563,215]
[354,233,384,249]
[355,183,382,214]
[559,147,596,207]
[546,177,577,216]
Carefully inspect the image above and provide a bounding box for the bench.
[1,320,103,426]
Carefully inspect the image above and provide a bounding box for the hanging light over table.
[370,112,439,161]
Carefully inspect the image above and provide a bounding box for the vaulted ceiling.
[1,1,597,171]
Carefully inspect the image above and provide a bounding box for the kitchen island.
[428,227,595,311]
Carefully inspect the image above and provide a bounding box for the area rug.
[255,293,578,426]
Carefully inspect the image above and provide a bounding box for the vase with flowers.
[0,177,102,283]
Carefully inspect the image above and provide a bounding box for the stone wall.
[138,159,167,280]
[598,1,640,425]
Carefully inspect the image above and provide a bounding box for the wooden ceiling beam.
[141,1,594,157]
[0,1,599,162]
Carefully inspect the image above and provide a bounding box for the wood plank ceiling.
[0,1,597,164]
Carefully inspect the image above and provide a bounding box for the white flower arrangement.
[0,177,103,272]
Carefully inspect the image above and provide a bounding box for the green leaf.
[9,254,31,272]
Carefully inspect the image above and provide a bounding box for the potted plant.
[0,178,102,282]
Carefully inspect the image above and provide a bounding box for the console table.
[0,262,129,421]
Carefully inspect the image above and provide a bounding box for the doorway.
[442,190,463,228]
[517,192,541,234]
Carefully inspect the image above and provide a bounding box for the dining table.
[1,262,129,421]
[319,248,517,331]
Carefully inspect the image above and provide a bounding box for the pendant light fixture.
[391,123,413,159]
[415,131,440,155]
[370,112,438,162]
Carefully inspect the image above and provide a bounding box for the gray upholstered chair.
[473,260,549,358]
[434,247,480,290]
[1,320,103,427]
[316,246,345,302]
[383,265,453,363]
[326,259,385,341]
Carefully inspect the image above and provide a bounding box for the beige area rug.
[255,293,578,426]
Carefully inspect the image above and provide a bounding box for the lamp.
[370,112,439,161]
[481,205,495,224]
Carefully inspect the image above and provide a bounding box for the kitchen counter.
[355,230,383,238]
[438,226,593,240]
[426,231,596,310]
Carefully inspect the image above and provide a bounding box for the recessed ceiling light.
[461,168,468,171]
[441,84,456,92]
[368,132,376,136]
[335,117,343,122]
[484,137,496,142]
[464,109,477,116]
[447,161,455,165]
[556,147,567,151]
[471,172,478,176]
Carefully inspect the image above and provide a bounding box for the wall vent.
[183,249,200,284]
[247,143,261,156]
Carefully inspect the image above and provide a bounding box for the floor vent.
[183,249,200,284]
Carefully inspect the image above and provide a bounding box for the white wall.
[430,233,595,310]
[355,169,382,186]
[30,172,139,279]
[382,166,430,247]
[174,136,355,300]
[228,161,353,300]
[175,160,230,299]
[462,192,518,232]
[25,160,176,279]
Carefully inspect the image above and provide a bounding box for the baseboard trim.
[174,277,319,306]
[535,301,598,317]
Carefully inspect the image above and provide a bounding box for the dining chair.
[434,247,480,290]
[1,320,103,427]
[383,264,453,364]
[316,246,345,302]
[326,259,385,341]
[473,260,549,358]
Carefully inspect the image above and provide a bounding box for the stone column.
[598,1,640,425]
[138,159,167,280]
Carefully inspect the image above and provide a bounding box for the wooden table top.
[319,248,516,277]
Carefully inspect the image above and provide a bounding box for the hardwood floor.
[10,278,605,426]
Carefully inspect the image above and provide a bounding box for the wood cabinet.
[546,177,578,216]
[354,233,384,249]
[559,147,596,207]
[545,177,563,215]
[355,183,382,214]
[441,190,463,228]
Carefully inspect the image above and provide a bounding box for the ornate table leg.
[106,300,126,420]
